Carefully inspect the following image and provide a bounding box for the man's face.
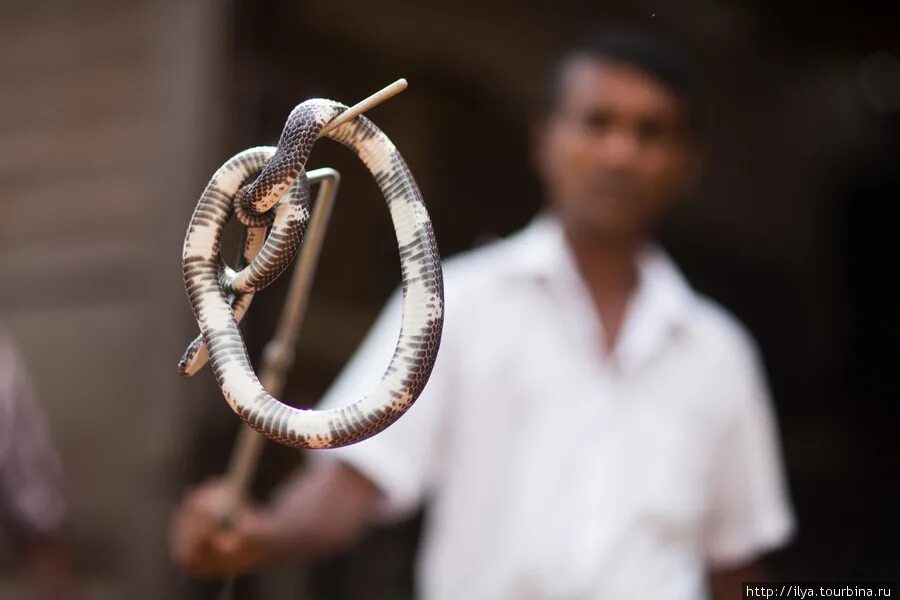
[535,57,696,239]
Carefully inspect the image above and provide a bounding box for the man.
[0,331,71,599]
[172,29,795,599]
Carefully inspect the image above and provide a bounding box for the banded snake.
[179,98,444,449]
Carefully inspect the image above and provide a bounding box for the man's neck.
[565,229,642,292]
[562,224,644,354]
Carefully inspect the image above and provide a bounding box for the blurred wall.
[0,1,226,597]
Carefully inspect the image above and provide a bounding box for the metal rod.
[216,168,341,521]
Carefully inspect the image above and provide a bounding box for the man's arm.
[702,324,794,599]
[171,285,453,577]
[170,459,379,578]
[22,535,74,600]
[710,561,765,600]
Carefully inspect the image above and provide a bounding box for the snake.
[180,99,444,449]
[177,178,306,377]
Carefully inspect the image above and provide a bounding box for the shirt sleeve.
[0,335,67,540]
[702,336,796,568]
[311,289,453,522]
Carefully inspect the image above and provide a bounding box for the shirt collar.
[616,245,695,372]
[503,213,697,372]
[500,211,570,279]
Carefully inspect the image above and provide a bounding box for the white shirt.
[318,215,795,600]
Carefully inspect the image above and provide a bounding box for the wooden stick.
[321,78,407,134]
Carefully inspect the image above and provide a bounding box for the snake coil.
[180,99,444,449]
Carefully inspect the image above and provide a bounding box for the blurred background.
[0,0,898,598]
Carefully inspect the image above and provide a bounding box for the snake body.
[178,169,307,376]
[181,99,444,449]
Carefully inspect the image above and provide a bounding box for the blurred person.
[0,330,72,600]
[171,29,794,600]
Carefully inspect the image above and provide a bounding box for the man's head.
[533,29,702,241]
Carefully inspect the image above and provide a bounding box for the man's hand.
[710,561,766,600]
[169,480,280,578]
[25,535,76,600]
[170,461,380,578]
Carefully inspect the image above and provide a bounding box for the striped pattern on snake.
[181,99,444,449]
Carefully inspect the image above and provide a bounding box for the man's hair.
[540,26,704,134]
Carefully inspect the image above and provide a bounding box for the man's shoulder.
[440,227,534,292]
[644,246,762,372]
[686,293,764,376]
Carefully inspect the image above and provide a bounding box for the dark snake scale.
[180,99,444,449]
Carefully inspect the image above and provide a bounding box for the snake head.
[241,100,342,217]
